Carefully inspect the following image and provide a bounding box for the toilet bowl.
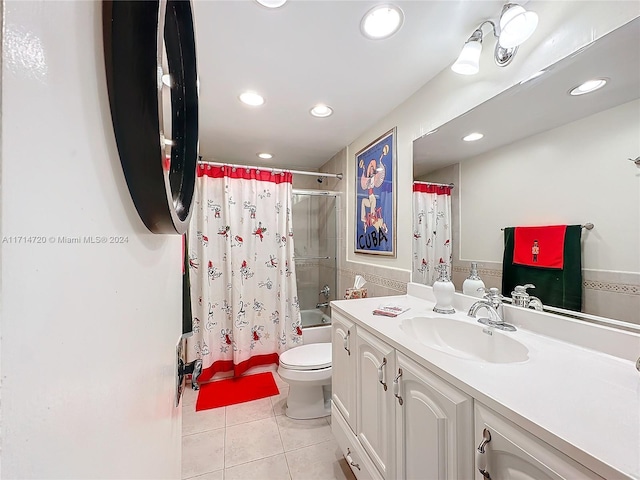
[277,342,332,420]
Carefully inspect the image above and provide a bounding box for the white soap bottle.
[462,262,485,298]
[433,264,455,314]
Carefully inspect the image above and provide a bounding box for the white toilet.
[277,342,332,420]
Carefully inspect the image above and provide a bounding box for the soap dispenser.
[462,262,485,298]
[433,264,455,314]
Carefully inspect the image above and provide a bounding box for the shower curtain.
[412,182,452,285]
[187,164,302,381]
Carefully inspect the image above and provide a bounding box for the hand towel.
[513,225,567,268]
[502,225,582,311]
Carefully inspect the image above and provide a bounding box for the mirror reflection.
[412,18,640,325]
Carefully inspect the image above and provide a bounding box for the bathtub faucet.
[316,302,330,309]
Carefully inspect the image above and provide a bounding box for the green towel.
[502,225,582,311]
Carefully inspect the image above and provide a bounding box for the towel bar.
[501,224,594,231]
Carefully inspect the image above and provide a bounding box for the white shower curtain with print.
[412,182,452,285]
[187,165,302,381]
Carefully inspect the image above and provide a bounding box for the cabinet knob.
[393,368,403,405]
[378,357,387,391]
[476,428,492,479]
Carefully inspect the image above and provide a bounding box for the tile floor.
[181,371,357,480]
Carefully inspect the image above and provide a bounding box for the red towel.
[513,225,567,269]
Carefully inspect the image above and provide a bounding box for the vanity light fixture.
[255,0,287,8]
[498,3,539,48]
[239,91,265,106]
[463,132,484,142]
[310,104,333,118]
[257,152,273,159]
[360,4,404,40]
[569,78,608,96]
[451,2,538,75]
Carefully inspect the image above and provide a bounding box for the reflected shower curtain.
[187,165,302,381]
[412,183,452,285]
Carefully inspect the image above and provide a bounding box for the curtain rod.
[198,159,343,180]
[413,180,455,188]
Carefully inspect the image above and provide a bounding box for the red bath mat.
[195,372,279,411]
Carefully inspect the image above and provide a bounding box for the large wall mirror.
[412,18,639,326]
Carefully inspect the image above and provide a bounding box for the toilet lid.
[279,343,331,371]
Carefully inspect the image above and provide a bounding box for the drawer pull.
[378,357,387,391]
[476,428,492,479]
[393,368,403,405]
[345,448,361,471]
[343,330,350,355]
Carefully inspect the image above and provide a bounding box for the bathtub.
[301,308,331,344]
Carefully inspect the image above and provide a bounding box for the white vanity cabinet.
[355,328,396,479]
[395,352,473,480]
[332,311,473,480]
[331,311,357,431]
[474,403,604,480]
[330,287,638,480]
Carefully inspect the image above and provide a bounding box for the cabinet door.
[331,312,356,431]
[395,352,473,480]
[356,329,396,480]
[474,403,603,480]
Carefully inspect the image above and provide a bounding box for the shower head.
[317,177,324,184]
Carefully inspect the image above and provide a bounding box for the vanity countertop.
[331,286,640,480]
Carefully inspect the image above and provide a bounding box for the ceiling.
[413,17,640,177]
[192,0,507,171]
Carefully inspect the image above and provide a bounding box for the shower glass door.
[292,190,337,328]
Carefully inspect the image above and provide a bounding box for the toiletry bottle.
[433,264,455,314]
[462,262,485,298]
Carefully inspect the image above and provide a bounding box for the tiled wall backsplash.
[337,262,409,300]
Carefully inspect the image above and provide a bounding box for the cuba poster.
[354,127,396,256]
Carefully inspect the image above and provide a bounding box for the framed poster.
[354,127,396,256]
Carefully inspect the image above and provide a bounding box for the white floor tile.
[184,470,224,480]
[225,416,284,468]
[276,415,334,452]
[226,397,274,427]
[285,439,357,480]
[182,428,225,479]
[224,453,291,480]
[183,404,226,436]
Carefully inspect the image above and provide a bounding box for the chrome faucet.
[468,288,517,332]
[511,284,544,311]
[316,302,330,309]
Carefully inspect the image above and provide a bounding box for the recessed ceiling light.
[239,91,265,106]
[360,4,404,40]
[569,78,608,96]
[257,152,273,159]
[310,104,333,118]
[463,132,484,142]
[255,0,287,8]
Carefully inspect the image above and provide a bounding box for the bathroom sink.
[400,317,529,364]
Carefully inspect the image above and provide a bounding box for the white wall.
[343,1,640,275]
[460,99,640,272]
[1,1,182,478]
